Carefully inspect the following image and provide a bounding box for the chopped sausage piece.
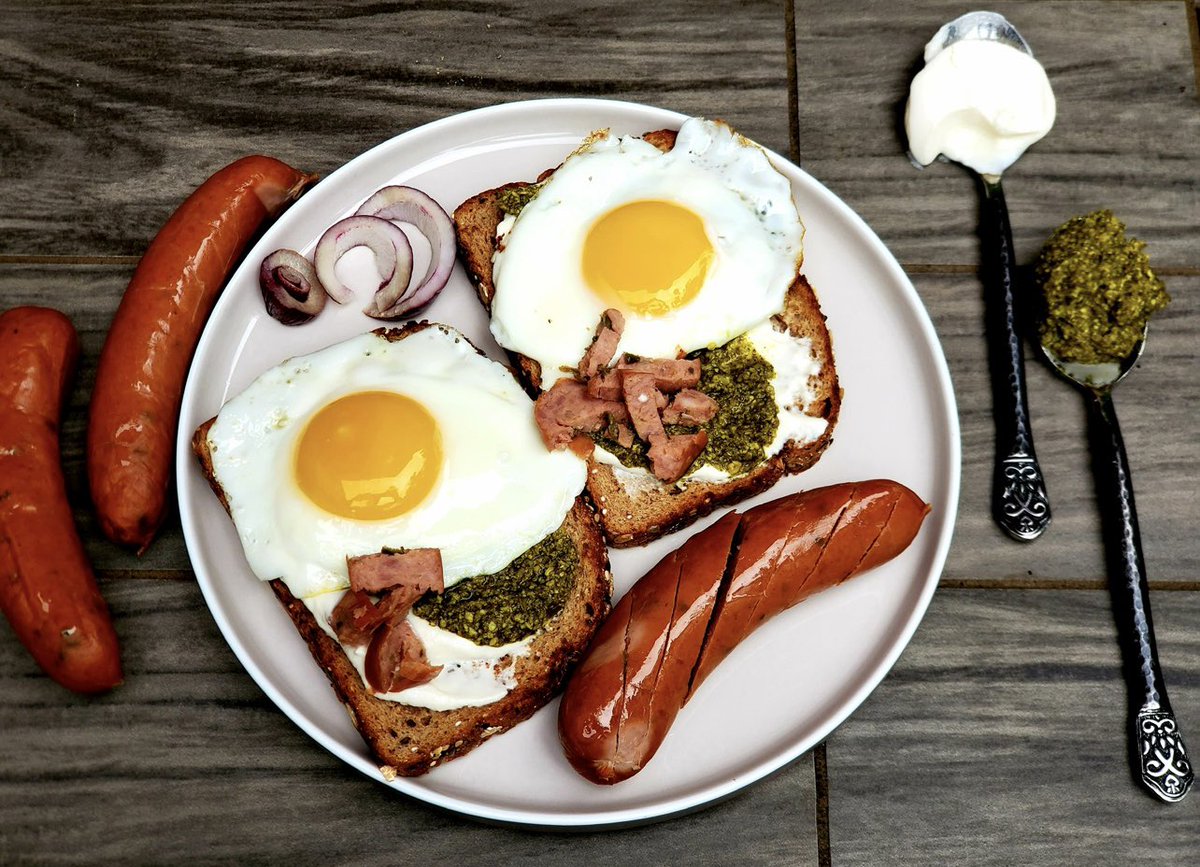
[535,379,629,450]
[334,548,445,650]
[616,357,701,393]
[647,431,709,483]
[347,548,445,596]
[586,368,623,401]
[330,583,429,647]
[621,372,667,445]
[605,420,636,449]
[568,434,596,459]
[661,389,720,426]
[331,589,387,646]
[364,618,443,693]
[578,308,626,379]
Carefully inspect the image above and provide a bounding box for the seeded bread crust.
[452,129,841,547]
[191,321,612,776]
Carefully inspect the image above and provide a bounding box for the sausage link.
[558,480,930,784]
[87,156,315,552]
[0,307,122,694]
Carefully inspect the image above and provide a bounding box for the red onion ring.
[259,249,328,326]
[355,186,455,318]
[314,215,414,316]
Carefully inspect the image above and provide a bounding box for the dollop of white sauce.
[905,36,1055,178]
[304,590,532,712]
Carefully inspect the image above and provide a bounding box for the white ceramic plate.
[176,98,960,828]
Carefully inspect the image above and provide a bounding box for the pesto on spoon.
[1035,212,1191,804]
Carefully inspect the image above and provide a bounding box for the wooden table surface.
[3,1,1198,863]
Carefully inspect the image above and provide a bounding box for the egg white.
[206,325,588,600]
[490,117,805,386]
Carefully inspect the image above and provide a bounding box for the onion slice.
[259,249,328,326]
[314,215,414,315]
[355,185,455,318]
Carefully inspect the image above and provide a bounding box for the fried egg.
[490,117,804,385]
[205,325,588,600]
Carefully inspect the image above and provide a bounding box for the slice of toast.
[453,129,841,547]
[191,323,612,776]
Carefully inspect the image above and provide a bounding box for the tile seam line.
[1188,0,1200,100]
[814,741,832,867]
[785,0,801,166]
[940,578,1200,591]
[97,569,196,582]
[903,264,1200,276]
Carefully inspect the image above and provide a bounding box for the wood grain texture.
[0,0,791,258]
[823,588,1200,865]
[792,0,1200,268]
[3,0,1200,862]
[0,580,819,865]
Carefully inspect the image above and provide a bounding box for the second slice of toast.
[453,127,841,547]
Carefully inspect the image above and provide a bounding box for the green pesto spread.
[411,528,577,646]
[593,335,779,477]
[496,183,541,217]
[1035,210,1170,364]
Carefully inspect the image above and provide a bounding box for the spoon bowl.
[927,11,1034,71]
[1040,325,1144,392]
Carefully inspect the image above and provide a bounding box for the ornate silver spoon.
[907,11,1053,541]
[1042,332,1193,802]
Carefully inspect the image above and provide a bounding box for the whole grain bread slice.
[191,322,612,776]
[453,128,841,547]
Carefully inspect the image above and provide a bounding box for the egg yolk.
[582,200,714,316]
[294,391,442,521]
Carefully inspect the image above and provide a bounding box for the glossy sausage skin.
[558,480,930,784]
[87,156,315,552]
[0,307,123,693]
[558,512,740,784]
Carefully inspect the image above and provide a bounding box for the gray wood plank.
[0,579,819,864]
[921,272,1200,583]
[793,0,1200,268]
[824,587,1200,865]
[0,0,792,258]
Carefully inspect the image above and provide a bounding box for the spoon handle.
[980,177,1051,541]
[1090,390,1193,802]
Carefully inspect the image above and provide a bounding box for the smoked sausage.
[558,480,930,784]
[0,307,122,693]
[88,156,315,552]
